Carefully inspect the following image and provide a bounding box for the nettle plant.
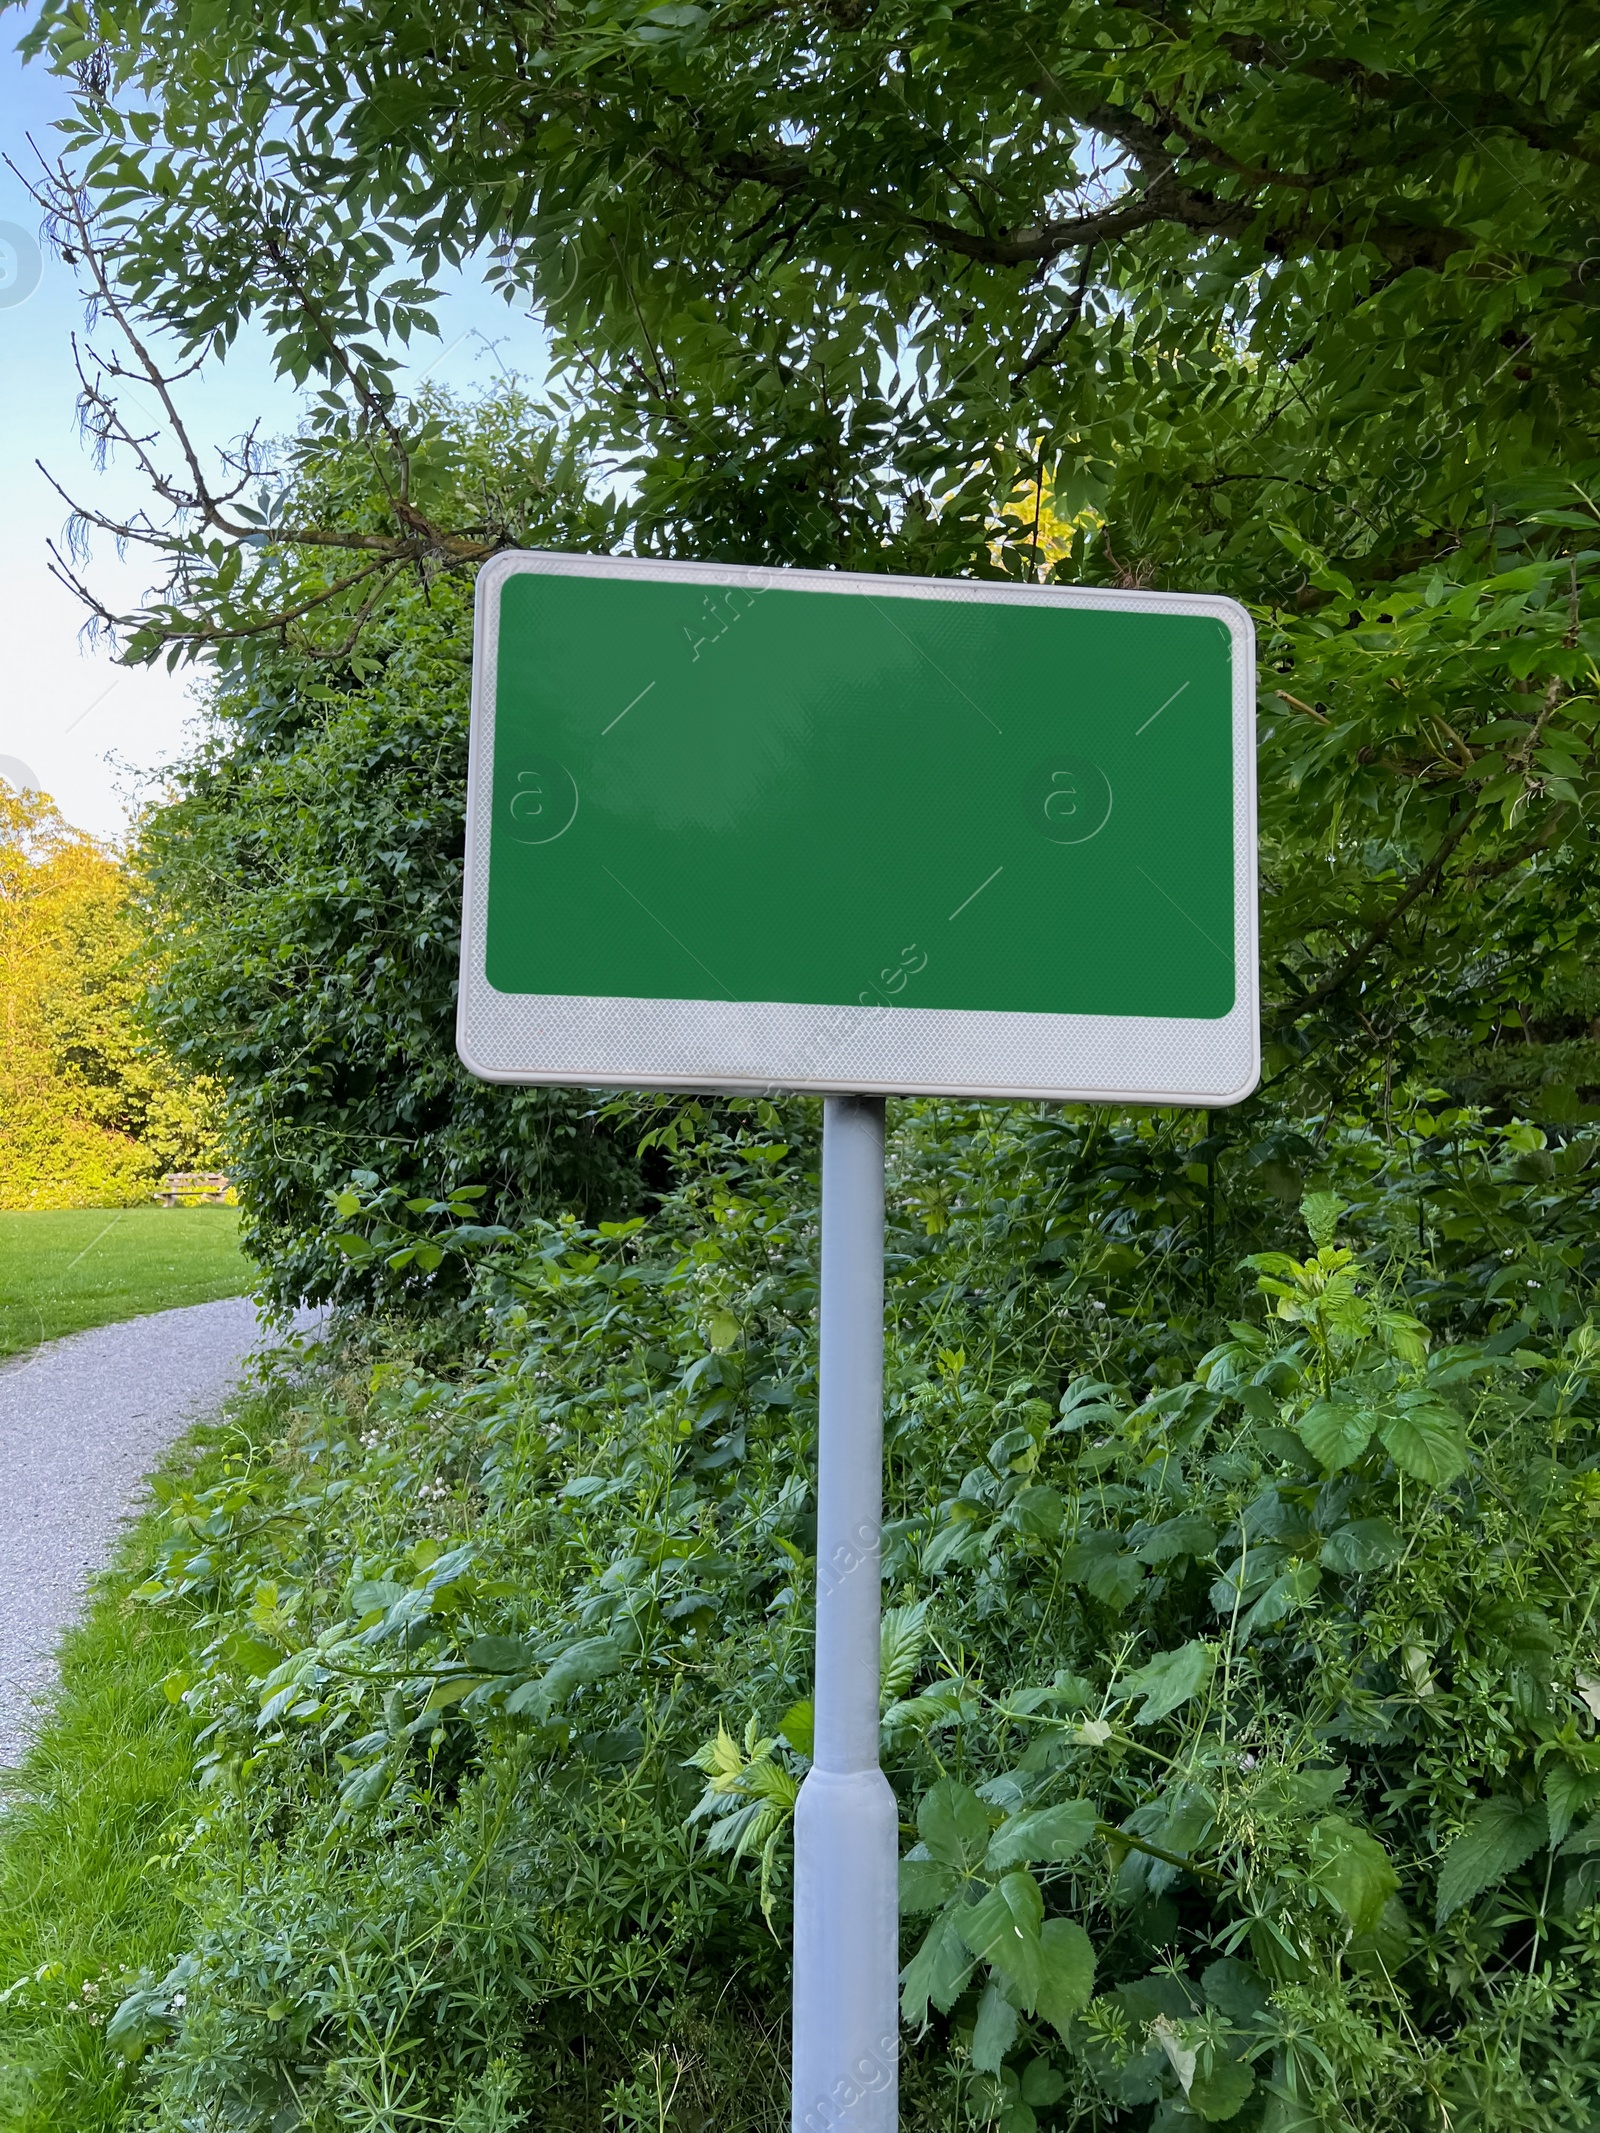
[689,1181,1600,2127]
[100,1121,1600,2129]
[1214,1191,1470,1496]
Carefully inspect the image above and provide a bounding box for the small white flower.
[171,1992,186,2010]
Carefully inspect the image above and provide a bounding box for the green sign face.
[460,555,1257,1103]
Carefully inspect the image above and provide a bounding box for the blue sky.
[0,35,549,837]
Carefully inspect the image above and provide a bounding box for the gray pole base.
[792,1095,898,2132]
[792,1768,900,2132]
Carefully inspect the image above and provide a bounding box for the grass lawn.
[0,1207,252,1360]
[0,1415,245,2132]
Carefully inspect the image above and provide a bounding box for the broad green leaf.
[1346,1895,1413,1980]
[337,1759,392,1812]
[1239,1562,1321,1640]
[1297,1398,1376,1472]
[970,1975,1020,2073]
[1545,1762,1600,1848]
[1310,1818,1399,1934]
[1034,1916,1095,2037]
[918,1778,991,1872]
[1189,2056,1256,2123]
[1010,1484,1064,1538]
[880,1602,929,1702]
[1319,1518,1403,1575]
[899,1858,961,1914]
[1378,1397,1470,1486]
[422,1674,480,1713]
[954,1870,1045,2007]
[1435,1796,1549,1923]
[220,1631,282,1678]
[463,1634,537,1672]
[1135,1512,1219,1564]
[1021,2059,1066,2106]
[1063,1537,1145,1610]
[778,1699,814,1755]
[900,1909,976,2026]
[987,1800,1097,1871]
[1120,1640,1216,1725]
[505,1635,622,1715]
[1201,1958,1268,2024]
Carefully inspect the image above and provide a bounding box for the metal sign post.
[794,1094,897,2133]
[458,549,1260,2132]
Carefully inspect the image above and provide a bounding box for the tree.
[12,0,1600,1131]
[131,387,642,1311]
[0,784,217,1207]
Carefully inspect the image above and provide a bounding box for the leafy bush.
[88,1101,1600,2130]
[132,389,640,1312]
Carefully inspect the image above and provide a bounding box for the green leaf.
[1062,1537,1145,1610]
[1120,1640,1216,1725]
[970,1975,1020,2073]
[463,1634,537,1672]
[1310,1818,1399,1934]
[918,1778,991,1872]
[1436,1796,1549,1923]
[505,1635,622,1715]
[1021,2059,1066,2106]
[778,1698,814,1755]
[1378,1397,1470,1486]
[220,1631,282,1678]
[1545,1762,1600,1848]
[1319,1517,1403,1575]
[1189,2056,1256,2123]
[880,1602,929,1702]
[1297,1398,1376,1472]
[1010,1484,1064,1538]
[986,1800,1097,1871]
[900,1909,977,2026]
[954,1870,1045,2007]
[1135,1512,1218,1564]
[899,1858,961,1914]
[1201,1958,1268,2024]
[1034,1916,1096,2037]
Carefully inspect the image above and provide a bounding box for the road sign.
[459,552,1257,1105]
[458,549,1260,2133]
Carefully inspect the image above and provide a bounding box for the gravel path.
[0,1296,319,1770]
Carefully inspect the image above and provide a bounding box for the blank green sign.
[485,566,1238,1020]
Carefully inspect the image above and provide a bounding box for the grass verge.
[0,1411,250,2133]
[0,1207,250,1360]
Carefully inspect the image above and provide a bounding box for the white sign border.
[459,552,1258,1105]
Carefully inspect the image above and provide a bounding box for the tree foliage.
[0,785,216,1208]
[9,0,1600,1119]
[131,389,639,1311]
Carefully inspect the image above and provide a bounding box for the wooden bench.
[156,1172,233,1206]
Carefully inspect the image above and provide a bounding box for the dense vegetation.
[131,391,636,1312]
[0,787,217,1208]
[5,2,1600,2126]
[7,1103,1600,2129]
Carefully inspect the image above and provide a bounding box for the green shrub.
[132,389,638,1317]
[71,1100,1600,2130]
